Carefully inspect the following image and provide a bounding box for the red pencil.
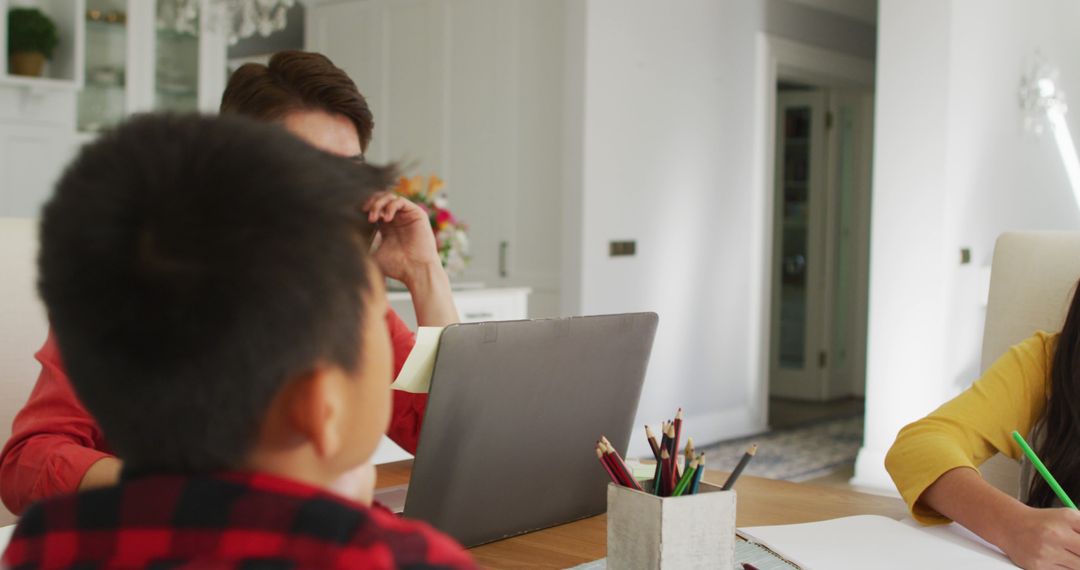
[602,438,644,491]
[673,408,683,457]
[598,441,631,487]
[660,448,674,496]
[665,422,679,484]
[595,446,621,485]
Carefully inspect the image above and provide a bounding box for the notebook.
[739,515,1015,569]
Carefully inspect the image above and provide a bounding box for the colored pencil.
[743,564,761,570]
[602,444,636,488]
[684,436,695,475]
[596,447,621,485]
[666,422,679,483]
[1013,430,1077,509]
[645,424,662,461]
[651,453,664,495]
[602,438,644,491]
[689,453,706,495]
[672,457,700,496]
[659,448,673,496]
[656,422,671,494]
[673,408,684,458]
[722,443,757,490]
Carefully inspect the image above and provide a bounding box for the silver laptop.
[378,313,658,547]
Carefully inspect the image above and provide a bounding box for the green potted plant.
[7,7,60,77]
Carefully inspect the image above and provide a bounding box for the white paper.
[0,525,13,554]
[740,515,1016,569]
[389,327,445,394]
[899,516,1008,558]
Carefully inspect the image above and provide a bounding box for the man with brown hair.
[0,51,458,513]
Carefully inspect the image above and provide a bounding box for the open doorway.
[766,77,874,430]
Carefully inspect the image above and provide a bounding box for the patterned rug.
[696,415,863,482]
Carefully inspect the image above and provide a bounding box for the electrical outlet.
[609,241,636,257]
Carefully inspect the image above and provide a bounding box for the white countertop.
[386,286,531,301]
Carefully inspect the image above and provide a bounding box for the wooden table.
[376,460,907,569]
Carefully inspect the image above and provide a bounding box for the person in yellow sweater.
[886,289,1080,569]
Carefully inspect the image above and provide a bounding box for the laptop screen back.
[402,313,658,547]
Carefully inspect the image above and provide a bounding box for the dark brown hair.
[1029,278,1080,507]
[220,51,374,152]
[39,114,392,473]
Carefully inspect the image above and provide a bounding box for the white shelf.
[0,73,80,90]
[2,0,85,89]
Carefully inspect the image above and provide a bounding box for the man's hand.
[364,192,441,286]
[363,192,459,327]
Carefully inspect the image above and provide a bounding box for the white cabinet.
[388,287,531,331]
[0,123,81,216]
[0,0,227,218]
[78,0,227,132]
[306,0,564,319]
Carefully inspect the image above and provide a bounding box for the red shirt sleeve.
[384,309,428,455]
[0,330,112,515]
[0,313,428,516]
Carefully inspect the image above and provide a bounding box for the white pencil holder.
[606,480,736,569]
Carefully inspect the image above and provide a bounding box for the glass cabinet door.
[79,1,129,132]
[154,0,200,112]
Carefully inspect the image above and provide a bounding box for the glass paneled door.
[770,90,828,400]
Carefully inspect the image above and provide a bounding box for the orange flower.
[391,176,414,197]
[427,175,445,198]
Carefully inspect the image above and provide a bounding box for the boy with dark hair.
[0,50,456,511]
[1,114,474,569]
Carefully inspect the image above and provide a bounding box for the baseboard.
[850,445,896,493]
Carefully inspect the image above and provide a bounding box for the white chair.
[0,218,49,525]
[978,232,1080,495]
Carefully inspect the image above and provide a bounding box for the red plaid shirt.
[2,471,475,569]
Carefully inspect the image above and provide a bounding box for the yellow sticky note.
[390,327,445,394]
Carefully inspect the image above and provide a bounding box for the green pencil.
[1012,430,1077,509]
[672,457,699,497]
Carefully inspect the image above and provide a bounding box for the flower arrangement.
[391,175,470,275]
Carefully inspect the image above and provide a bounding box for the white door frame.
[748,35,875,428]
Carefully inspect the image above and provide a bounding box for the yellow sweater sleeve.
[884,331,1057,524]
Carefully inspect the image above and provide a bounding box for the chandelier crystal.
[1020,52,1067,135]
[157,0,295,45]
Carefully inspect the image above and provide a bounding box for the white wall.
[564,0,876,457]
[854,0,1080,490]
[306,0,565,319]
